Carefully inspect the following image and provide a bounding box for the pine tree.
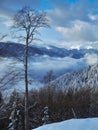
[8,91,23,130]
[42,106,49,125]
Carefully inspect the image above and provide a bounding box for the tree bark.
[24,37,29,130]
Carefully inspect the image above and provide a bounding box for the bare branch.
[12,6,49,43]
[28,102,37,110]
[11,6,49,130]
[0,72,20,90]
[0,34,7,41]
[0,71,15,83]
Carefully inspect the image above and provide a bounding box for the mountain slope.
[51,64,98,89]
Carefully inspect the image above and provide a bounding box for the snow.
[34,118,98,130]
[51,63,98,90]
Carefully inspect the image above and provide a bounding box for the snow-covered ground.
[34,118,98,130]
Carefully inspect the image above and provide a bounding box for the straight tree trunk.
[24,37,29,130]
[12,7,49,130]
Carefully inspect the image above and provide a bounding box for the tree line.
[0,84,98,129]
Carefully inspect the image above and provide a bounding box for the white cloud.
[50,40,98,50]
[0,0,98,48]
[3,20,13,27]
[56,20,98,42]
[28,55,86,79]
[84,53,98,65]
[0,55,86,81]
[48,0,98,27]
[88,14,98,21]
[0,14,11,19]
[47,0,98,47]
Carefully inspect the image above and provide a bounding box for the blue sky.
[0,0,98,49]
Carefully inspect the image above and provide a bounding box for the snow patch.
[34,118,98,130]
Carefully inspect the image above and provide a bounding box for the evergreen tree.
[42,106,49,125]
[8,91,23,130]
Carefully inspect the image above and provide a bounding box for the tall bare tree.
[12,7,49,130]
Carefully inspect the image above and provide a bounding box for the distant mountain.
[0,42,98,96]
[0,42,98,59]
[51,64,98,89]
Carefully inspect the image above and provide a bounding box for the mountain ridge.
[0,42,98,59]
